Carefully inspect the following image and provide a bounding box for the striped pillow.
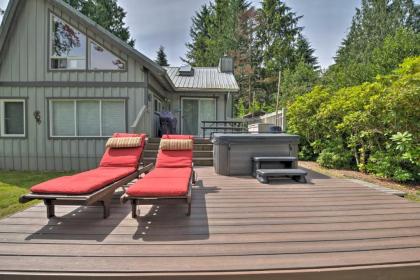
[159,139,193,151]
[106,137,142,148]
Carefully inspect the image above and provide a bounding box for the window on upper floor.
[89,41,125,70]
[49,99,126,137]
[49,13,126,71]
[0,99,26,137]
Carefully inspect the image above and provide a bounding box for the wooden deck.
[1,167,420,279]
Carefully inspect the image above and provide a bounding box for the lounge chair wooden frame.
[121,164,196,218]
[19,164,154,219]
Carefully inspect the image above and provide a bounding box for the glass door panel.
[182,98,216,136]
[182,99,199,135]
[199,99,216,137]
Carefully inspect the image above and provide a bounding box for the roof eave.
[173,87,240,93]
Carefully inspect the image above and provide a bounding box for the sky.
[119,0,362,69]
[0,0,417,69]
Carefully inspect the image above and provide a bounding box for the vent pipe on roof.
[218,56,234,73]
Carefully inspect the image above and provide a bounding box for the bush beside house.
[288,57,420,182]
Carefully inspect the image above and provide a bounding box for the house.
[0,0,239,171]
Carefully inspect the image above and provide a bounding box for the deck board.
[0,167,420,279]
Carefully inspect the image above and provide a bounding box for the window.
[50,14,86,70]
[49,13,126,71]
[0,100,26,137]
[89,41,125,70]
[49,99,126,137]
[154,99,163,112]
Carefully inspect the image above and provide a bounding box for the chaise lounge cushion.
[143,167,192,179]
[155,150,193,168]
[100,133,145,168]
[126,176,190,197]
[31,167,136,195]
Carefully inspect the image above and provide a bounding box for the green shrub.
[316,147,353,169]
[366,151,415,182]
[287,56,420,183]
[366,132,419,182]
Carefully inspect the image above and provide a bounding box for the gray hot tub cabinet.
[212,133,300,176]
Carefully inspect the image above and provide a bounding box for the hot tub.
[212,133,300,176]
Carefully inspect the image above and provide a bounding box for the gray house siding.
[0,0,149,171]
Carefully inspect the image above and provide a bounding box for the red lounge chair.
[19,133,150,219]
[121,135,196,218]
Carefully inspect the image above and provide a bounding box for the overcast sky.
[1,0,418,69]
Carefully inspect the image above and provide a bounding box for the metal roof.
[164,67,239,92]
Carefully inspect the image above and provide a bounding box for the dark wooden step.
[252,156,297,162]
[256,168,308,184]
[257,169,307,176]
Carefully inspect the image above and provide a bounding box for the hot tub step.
[253,156,297,162]
[256,168,308,184]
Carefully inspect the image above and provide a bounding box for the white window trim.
[49,99,126,138]
[0,99,26,137]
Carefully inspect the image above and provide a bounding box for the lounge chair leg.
[44,200,55,218]
[187,202,191,216]
[131,200,138,218]
[192,171,197,185]
[102,200,111,219]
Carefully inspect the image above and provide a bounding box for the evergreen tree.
[280,60,319,105]
[184,0,251,66]
[295,34,318,69]
[184,4,213,65]
[324,0,419,88]
[63,0,135,46]
[184,0,319,115]
[231,7,259,114]
[155,46,169,66]
[254,0,305,107]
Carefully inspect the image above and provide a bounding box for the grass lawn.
[0,170,73,219]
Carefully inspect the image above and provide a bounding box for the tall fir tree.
[155,46,169,66]
[324,0,420,88]
[184,4,213,66]
[184,0,319,116]
[184,0,251,66]
[254,0,306,108]
[294,34,318,69]
[63,0,135,46]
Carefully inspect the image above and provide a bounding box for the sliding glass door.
[182,98,216,136]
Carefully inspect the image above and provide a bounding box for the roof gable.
[0,0,165,78]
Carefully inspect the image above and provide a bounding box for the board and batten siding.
[0,0,149,171]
